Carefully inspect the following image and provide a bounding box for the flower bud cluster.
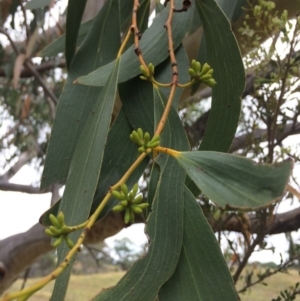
[140,63,155,81]
[130,128,160,153]
[188,60,216,87]
[112,183,149,224]
[44,211,75,249]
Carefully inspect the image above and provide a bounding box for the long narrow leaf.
[176,151,293,209]
[40,110,149,227]
[159,187,239,301]
[65,0,88,68]
[38,19,93,57]
[91,79,190,301]
[195,0,245,152]
[50,60,121,300]
[41,0,126,190]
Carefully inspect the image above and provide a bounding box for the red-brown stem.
[155,0,178,135]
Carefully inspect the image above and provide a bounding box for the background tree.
[0,0,299,299]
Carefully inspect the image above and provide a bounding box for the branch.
[0,27,59,105]
[23,60,58,105]
[0,151,37,182]
[0,182,51,194]
[230,122,300,153]
[0,59,66,78]
[220,206,300,235]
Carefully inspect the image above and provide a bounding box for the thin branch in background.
[0,181,51,194]
[20,268,31,290]
[23,61,58,105]
[223,231,241,267]
[269,21,299,162]
[238,253,300,293]
[0,27,58,105]
[19,0,30,41]
[0,59,66,78]
[48,9,64,35]
[84,246,101,267]
[233,232,265,283]
[233,210,269,283]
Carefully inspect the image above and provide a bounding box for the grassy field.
[236,268,300,301]
[6,269,300,300]
[7,272,125,301]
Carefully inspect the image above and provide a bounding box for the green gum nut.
[132,194,143,204]
[49,214,60,228]
[112,190,125,200]
[148,63,155,74]
[57,211,65,227]
[112,205,125,212]
[147,140,160,148]
[49,225,60,235]
[132,183,139,196]
[65,236,75,249]
[128,191,135,201]
[140,65,149,77]
[138,146,145,153]
[205,79,217,87]
[199,63,211,76]
[131,205,143,214]
[150,135,160,143]
[200,74,213,81]
[191,59,197,70]
[188,68,196,77]
[129,209,135,223]
[137,128,143,140]
[130,131,142,145]
[124,208,131,224]
[136,203,149,210]
[121,184,128,196]
[144,132,150,145]
[120,200,128,207]
[195,61,201,73]
[45,228,54,236]
[52,235,64,248]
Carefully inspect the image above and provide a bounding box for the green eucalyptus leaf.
[91,122,186,301]
[147,162,160,216]
[76,0,194,87]
[65,0,88,69]
[176,151,292,209]
[91,78,190,301]
[195,0,245,152]
[40,108,149,227]
[39,0,146,58]
[41,0,125,190]
[38,19,93,57]
[159,187,239,301]
[50,59,120,301]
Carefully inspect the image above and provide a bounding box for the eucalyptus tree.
[0,0,299,300]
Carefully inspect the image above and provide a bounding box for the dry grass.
[237,268,300,301]
[7,272,125,301]
[5,269,300,300]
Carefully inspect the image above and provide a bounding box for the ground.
[6,270,300,300]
